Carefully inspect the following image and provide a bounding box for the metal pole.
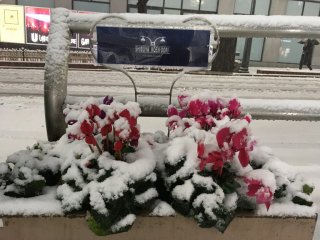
[44,8,71,141]
[239,0,256,73]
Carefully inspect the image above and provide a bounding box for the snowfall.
[1,8,320,238]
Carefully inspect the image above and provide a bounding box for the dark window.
[73,0,110,13]
[17,0,54,8]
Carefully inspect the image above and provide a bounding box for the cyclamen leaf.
[303,184,314,195]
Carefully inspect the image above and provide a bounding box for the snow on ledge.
[0,187,63,216]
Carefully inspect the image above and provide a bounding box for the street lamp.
[239,0,256,73]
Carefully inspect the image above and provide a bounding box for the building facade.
[1,0,320,67]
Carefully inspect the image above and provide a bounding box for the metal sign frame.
[88,15,220,103]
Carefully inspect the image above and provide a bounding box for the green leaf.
[122,145,135,154]
[221,180,241,194]
[303,184,314,195]
[274,184,287,199]
[87,215,109,236]
[292,196,313,207]
[24,179,46,197]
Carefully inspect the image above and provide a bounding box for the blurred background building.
[0,0,320,68]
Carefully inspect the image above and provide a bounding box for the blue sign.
[96,26,210,68]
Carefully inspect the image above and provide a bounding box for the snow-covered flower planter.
[0,92,317,238]
[0,214,316,240]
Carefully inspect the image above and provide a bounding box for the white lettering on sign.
[135,45,170,54]
[81,38,90,46]
[31,33,48,43]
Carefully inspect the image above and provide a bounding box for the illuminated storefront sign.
[25,6,50,45]
[78,11,98,49]
[0,5,25,44]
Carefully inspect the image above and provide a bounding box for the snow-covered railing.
[44,8,320,141]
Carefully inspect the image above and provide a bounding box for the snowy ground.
[0,68,320,238]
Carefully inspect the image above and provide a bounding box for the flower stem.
[88,144,94,153]
[96,142,103,155]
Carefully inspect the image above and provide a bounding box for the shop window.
[279,0,320,63]
[200,0,218,12]
[183,0,200,10]
[235,38,264,61]
[303,1,320,16]
[127,0,218,15]
[234,0,270,62]
[286,1,303,15]
[165,0,181,8]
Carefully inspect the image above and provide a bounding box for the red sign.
[25,6,50,45]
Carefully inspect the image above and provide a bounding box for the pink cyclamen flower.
[188,99,203,116]
[199,151,225,176]
[244,177,273,210]
[216,127,253,167]
[228,98,241,118]
[208,99,219,115]
[167,105,179,117]
[178,94,190,108]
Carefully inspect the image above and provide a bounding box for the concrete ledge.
[257,68,320,76]
[0,61,108,70]
[0,214,316,240]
